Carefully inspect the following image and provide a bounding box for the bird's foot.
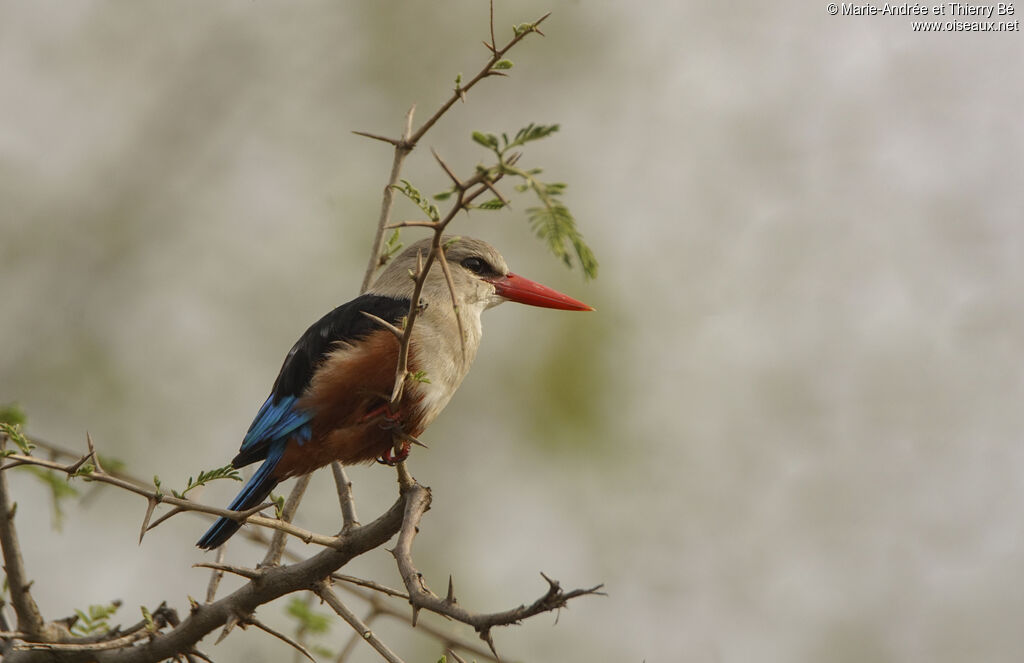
[360,403,401,427]
[377,440,411,466]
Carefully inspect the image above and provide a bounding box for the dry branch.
[314,584,405,663]
[390,484,604,658]
[0,435,51,640]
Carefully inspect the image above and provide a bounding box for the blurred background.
[3,1,1024,661]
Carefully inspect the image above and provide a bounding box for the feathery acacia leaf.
[172,464,243,499]
[466,122,597,278]
[71,601,121,636]
[24,466,78,528]
[286,597,331,635]
[527,203,597,278]
[0,422,33,454]
[476,198,506,210]
[0,403,27,426]
[393,180,440,222]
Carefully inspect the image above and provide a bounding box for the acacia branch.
[0,453,338,549]
[390,484,604,658]
[244,616,316,663]
[359,106,417,293]
[356,3,549,289]
[407,8,550,146]
[314,584,405,663]
[261,473,312,567]
[0,435,50,640]
[331,463,359,529]
[3,492,409,663]
[329,580,499,663]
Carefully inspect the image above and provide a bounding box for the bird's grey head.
[368,236,510,311]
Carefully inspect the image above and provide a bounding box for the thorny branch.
[314,583,404,663]
[0,435,52,641]
[0,451,338,549]
[390,484,605,658]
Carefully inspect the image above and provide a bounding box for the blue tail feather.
[232,395,312,467]
[196,444,285,550]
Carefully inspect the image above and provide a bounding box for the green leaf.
[175,464,243,498]
[271,493,286,519]
[379,229,404,267]
[492,59,514,70]
[286,597,331,635]
[0,403,27,426]
[98,454,126,474]
[513,22,536,36]
[408,370,431,384]
[476,198,506,210]
[71,601,121,637]
[471,131,500,150]
[25,467,78,529]
[527,202,598,279]
[392,179,440,222]
[73,463,95,478]
[505,123,559,150]
[0,422,33,454]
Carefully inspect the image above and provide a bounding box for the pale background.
[2,2,1023,662]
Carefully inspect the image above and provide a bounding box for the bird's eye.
[460,257,490,275]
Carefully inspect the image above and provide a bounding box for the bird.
[197,236,592,549]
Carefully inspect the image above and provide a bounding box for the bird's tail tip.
[195,450,283,549]
[196,517,242,550]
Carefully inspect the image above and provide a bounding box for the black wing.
[270,294,411,399]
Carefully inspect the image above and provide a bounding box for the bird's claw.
[377,440,411,465]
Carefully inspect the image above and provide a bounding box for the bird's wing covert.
[232,294,411,467]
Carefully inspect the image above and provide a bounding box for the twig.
[331,463,359,529]
[487,0,498,54]
[334,607,377,663]
[15,438,304,557]
[360,106,417,293]
[360,310,405,340]
[1,453,339,548]
[435,241,468,360]
[356,6,550,290]
[205,545,228,603]
[194,562,264,582]
[262,473,312,567]
[406,10,550,146]
[314,583,405,663]
[447,649,469,663]
[330,581,499,663]
[246,616,317,663]
[330,574,407,600]
[383,220,439,230]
